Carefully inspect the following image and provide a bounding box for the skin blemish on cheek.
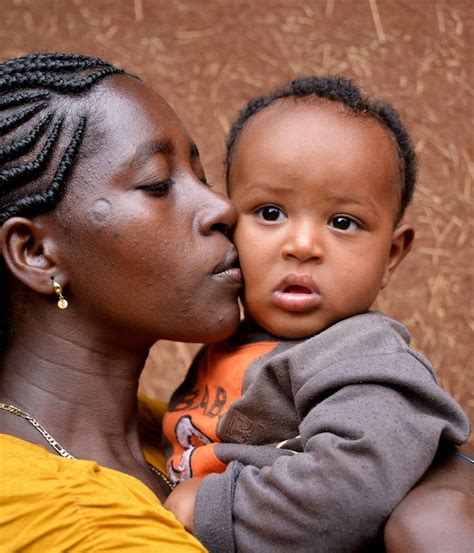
[91,199,112,229]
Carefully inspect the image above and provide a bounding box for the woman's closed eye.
[256,205,287,222]
[138,179,174,197]
[328,215,361,232]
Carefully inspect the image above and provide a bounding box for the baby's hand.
[163,477,203,534]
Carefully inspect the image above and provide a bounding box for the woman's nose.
[199,188,237,237]
[282,224,323,263]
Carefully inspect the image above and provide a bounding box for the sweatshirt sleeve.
[193,339,470,552]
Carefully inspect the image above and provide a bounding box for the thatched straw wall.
[1,0,471,431]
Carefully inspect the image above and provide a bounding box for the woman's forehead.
[94,76,181,135]
[82,76,192,163]
[63,76,199,199]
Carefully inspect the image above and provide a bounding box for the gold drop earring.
[52,280,68,310]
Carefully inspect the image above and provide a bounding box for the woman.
[0,52,241,550]
[0,53,471,551]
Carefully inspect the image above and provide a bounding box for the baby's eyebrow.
[325,194,379,215]
[244,183,294,195]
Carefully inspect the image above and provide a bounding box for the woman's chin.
[188,310,241,344]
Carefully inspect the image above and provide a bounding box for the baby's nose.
[282,224,323,262]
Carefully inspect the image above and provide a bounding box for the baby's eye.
[257,205,286,222]
[328,215,360,231]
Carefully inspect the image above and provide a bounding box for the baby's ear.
[381,224,415,289]
[0,216,67,295]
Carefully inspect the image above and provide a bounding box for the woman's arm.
[384,443,474,553]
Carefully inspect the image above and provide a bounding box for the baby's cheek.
[242,283,267,320]
[344,265,385,310]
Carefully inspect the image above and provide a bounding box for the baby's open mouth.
[283,285,313,294]
[273,274,321,312]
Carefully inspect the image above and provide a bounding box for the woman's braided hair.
[0,52,127,348]
[225,76,416,220]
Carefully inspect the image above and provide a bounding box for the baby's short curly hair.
[225,76,416,221]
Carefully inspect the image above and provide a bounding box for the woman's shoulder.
[0,433,205,552]
[0,432,156,498]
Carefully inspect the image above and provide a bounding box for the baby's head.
[226,76,416,339]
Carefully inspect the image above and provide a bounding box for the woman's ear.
[0,217,67,295]
[381,223,415,290]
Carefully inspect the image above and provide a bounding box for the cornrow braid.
[1,52,101,68]
[0,112,53,164]
[0,52,131,350]
[0,116,86,226]
[0,53,109,75]
[225,76,417,220]
[0,101,47,134]
[0,114,63,190]
[0,66,123,94]
[0,90,50,110]
[0,53,126,219]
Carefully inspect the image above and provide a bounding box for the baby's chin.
[266,325,322,340]
[246,309,327,341]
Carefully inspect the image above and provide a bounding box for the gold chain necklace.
[0,402,175,490]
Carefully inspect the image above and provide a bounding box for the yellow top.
[0,397,206,552]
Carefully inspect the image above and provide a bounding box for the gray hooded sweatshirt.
[168,312,470,552]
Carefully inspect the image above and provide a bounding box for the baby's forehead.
[229,99,402,217]
[233,99,400,175]
[248,97,388,141]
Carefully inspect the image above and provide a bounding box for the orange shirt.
[163,341,277,482]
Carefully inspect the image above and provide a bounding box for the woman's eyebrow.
[134,139,173,160]
[132,139,199,161]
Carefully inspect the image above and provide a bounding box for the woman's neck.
[0,318,155,482]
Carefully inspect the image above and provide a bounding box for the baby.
[163,77,470,552]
